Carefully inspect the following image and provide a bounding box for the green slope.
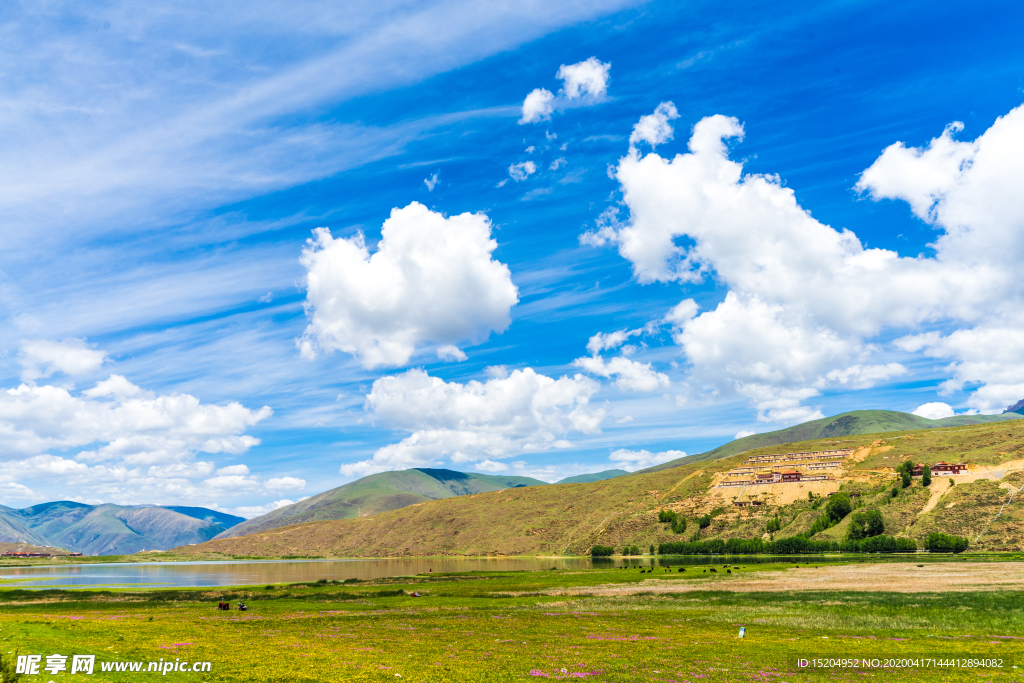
[641,409,1023,473]
[556,470,629,484]
[217,468,549,539]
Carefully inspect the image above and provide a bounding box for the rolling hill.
[555,470,628,484]
[0,502,245,555]
[216,468,549,539]
[641,409,1023,472]
[177,411,1024,558]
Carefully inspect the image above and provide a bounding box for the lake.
[0,554,967,589]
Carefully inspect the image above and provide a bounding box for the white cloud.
[556,57,611,99]
[509,161,537,181]
[299,202,519,369]
[19,339,106,382]
[520,88,556,124]
[817,363,908,390]
[912,402,955,420]
[734,430,756,439]
[584,103,1024,420]
[264,476,307,491]
[519,57,610,125]
[474,459,507,472]
[234,499,297,519]
[0,363,271,506]
[574,355,669,392]
[340,368,604,477]
[629,102,679,149]
[437,345,468,362]
[609,448,685,472]
[0,376,270,463]
[586,329,641,355]
[424,173,439,191]
[550,157,567,171]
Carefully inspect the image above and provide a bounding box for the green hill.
[556,470,629,484]
[0,502,244,555]
[641,409,1022,473]
[216,468,549,539]
[178,414,1024,558]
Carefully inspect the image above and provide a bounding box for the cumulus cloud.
[556,57,610,99]
[0,364,272,506]
[299,202,519,369]
[583,103,1024,419]
[629,102,679,149]
[437,345,468,362]
[19,339,106,382]
[519,57,610,125]
[586,329,642,355]
[424,172,439,191]
[508,161,537,181]
[574,355,669,392]
[264,476,307,491]
[912,402,955,420]
[520,88,556,124]
[474,459,507,472]
[609,448,685,472]
[340,368,604,477]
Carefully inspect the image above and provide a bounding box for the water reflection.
[0,554,969,589]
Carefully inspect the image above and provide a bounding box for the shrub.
[922,465,932,487]
[658,509,676,523]
[847,509,884,540]
[925,532,969,553]
[825,492,852,522]
[671,516,687,534]
[891,486,899,498]
[766,516,782,533]
[901,471,912,488]
[698,514,712,529]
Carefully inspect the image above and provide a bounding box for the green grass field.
[2,560,1023,682]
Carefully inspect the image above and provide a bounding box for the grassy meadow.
[2,559,1023,682]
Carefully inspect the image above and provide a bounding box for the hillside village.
[171,415,1024,559]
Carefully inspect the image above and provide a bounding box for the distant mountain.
[216,468,548,539]
[556,470,629,484]
[640,409,1023,473]
[0,502,244,556]
[1005,399,1024,415]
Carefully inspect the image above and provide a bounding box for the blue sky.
[2,0,1023,515]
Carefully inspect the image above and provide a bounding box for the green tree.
[590,545,614,557]
[766,516,782,533]
[922,465,932,487]
[901,471,911,488]
[891,486,899,498]
[847,509,884,540]
[825,492,852,523]
[698,514,712,529]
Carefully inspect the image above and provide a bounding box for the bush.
[901,471,912,488]
[658,509,676,523]
[825,492,852,522]
[922,465,932,487]
[766,516,782,533]
[891,486,899,498]
[590,545,614,557]
[658,509,688,534]
[698,514,712,529]
[925,532,969,553]
[847,509,885,540]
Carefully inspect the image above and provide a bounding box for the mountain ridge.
[0,502,245,556]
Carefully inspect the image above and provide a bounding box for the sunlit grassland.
[2,563,1022,682]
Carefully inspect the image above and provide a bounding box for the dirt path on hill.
[545,562,1024,595]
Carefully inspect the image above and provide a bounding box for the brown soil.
[552,562,1024,595]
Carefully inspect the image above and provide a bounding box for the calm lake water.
[0,554,970,589]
